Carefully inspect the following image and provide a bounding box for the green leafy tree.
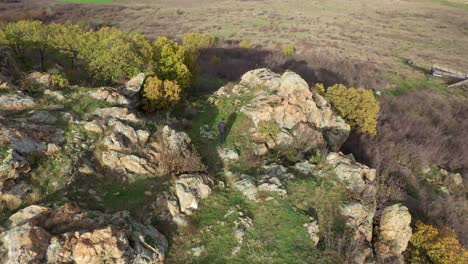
[86,27,153,83]
[182,33,215,89]
[48,22,87,69]
[142,75,182,111]
[325,84,380,135]
[152,37,191,89]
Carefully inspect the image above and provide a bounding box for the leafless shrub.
[342,89,468,244]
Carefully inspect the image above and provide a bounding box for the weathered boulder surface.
[326,152,377,264]
[0,94,36,112]
[211,68,350,158]
[175,174,213,215]
[375,204,412,262]
[88,87,130,106]
[0,204,168,264]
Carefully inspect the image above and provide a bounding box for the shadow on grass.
[195,46,385,96]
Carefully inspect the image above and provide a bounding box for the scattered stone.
[191,245,205,257]
[92,107,141,124]
[304,220,320,247]
[292,161,315,175]
[232,215,253,256]
[175,174,213,215]
[233,174,258,201]
[83,121,103,134]
[200,124,216,140]
[29,110,57,124]
[258,174,287,196]
[217,147,239,166]
[263,163,294,181]
[44,89,65,101]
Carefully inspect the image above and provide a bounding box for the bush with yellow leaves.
[142,75,182,112]
[282,44,295,56]
[183,32,216,50]
[324,84,379,136]
[49,73,70,89]
[239,40,250,49]
[409,221,468,264]
[313,83,325,95]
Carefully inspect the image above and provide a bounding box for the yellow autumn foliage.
[410,221,468,264]
[324,84,379,136]
[142,76,182,112]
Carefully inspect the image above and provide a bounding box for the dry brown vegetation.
[342,90,468,244]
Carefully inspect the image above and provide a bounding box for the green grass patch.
[30,153,73,195]
[60,0,113,3]
[0,146,9,162]
[237,198,330,264]
[63,87,113,118]
[286,170,349,240]
[387,77,449,96]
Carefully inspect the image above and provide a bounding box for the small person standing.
[218,118,227,143]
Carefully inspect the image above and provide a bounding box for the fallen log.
[448,78,468,88]
[430,64,468,79]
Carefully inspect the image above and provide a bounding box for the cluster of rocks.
[0,204,167,264]
[210,68,350,159]
[0,72,216,264]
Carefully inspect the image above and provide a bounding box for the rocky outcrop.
[0,94,36,112]
[210,69,350,159]
[0,204,168,264]
[375,204,412,262]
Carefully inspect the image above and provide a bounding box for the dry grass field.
[1,0,467,82]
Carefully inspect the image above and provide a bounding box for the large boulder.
[375,204,412,262]
[210,69,350,159]
[0,204,168,264]
[175,173,213,215]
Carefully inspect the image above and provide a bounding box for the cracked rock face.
[0,204,168,264]
[375,204,412,261]
[211,68,350,158]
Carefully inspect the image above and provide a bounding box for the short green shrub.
[239,40,250,49]
[325,84,380,136]
[313,83,326,95]
[183,32,216,50]
[210,55,221,64]
[49,73,70,89]
[142,75,182,112]
[282,44,295,56]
